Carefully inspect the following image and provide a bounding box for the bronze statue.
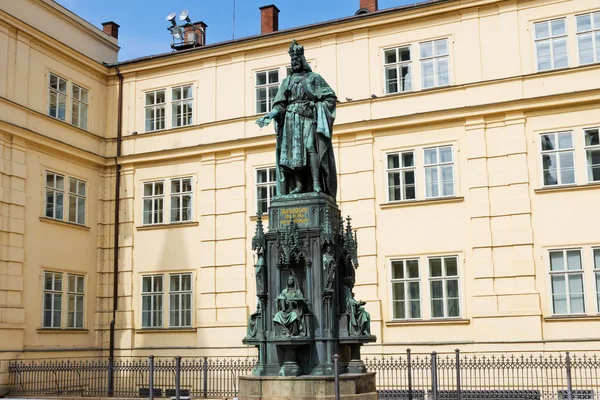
[256,40,337,199]
[322,244,336,292]
[273,275,306,337]
[246,303,261,339]
[343,278,371,336]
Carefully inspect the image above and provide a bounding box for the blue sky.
[56,0,413,61]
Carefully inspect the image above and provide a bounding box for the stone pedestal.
[239,373,377,400]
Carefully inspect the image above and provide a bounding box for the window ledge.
[544,315,600,322]
[39,216,90,230]
[136,221,199,231]
[386,318,470,327]
[37,329,89,334]
[249,214,270,221]
[380,196,464,209]
[135,328,197,333]
[535,183,600,194]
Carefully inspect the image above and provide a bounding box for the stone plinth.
[238,372,377,400]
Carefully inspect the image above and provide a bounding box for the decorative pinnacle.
[321,207,334,244]
[252,212,265,253]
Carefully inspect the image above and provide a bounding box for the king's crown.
[288,40,304,57]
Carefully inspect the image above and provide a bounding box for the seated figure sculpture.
[343,277,371,336]
[273,275,306,337]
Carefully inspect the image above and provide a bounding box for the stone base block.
[239,372,377,400]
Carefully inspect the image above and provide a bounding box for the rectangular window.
[67,274,84,328]
[170,177,192,223]
[171,85,193,128]
[170,273,192,328]
[143,181,164,225]
[68,178,86,225]
[43,271,62,328]
[424,146,454,198]
[420,39,449,89]
[549,249,585,315]
[256,69,280,113]
[540,131,575,186]
[387,152,416,201]
[384,46,412,94]
[48,73,67,121]
[584,128,600,182]
[45,172,65,220]
[534,18,568,71]
[391,259,421,319]
[145,90,166,132]
[576,11,600,65]
[429,257,460,318]
[71,84,89,130]
[594,248,600,313]
[142,275,163,328]
[256,167,277,213]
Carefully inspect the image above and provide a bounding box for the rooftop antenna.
[232,0,236,39]
[166,10,206,51]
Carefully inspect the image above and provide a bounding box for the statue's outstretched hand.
[256,115,272,128]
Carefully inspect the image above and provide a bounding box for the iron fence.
[7,351,600,399]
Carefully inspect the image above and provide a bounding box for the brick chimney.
[260,5,280,34]
[356,0,378,14]
[101,21,120,39]
[183,22,207,46]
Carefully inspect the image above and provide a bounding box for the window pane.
[384,49,397,64]
[430,259,442,277]
[410,300,421,318]
[392,261,404,279]
[393,301,405,319]
[422,60,434,88]
[577,14,592,32]
[256,72,266,86]
[387,154,400,169]
[446,279,459,297]
[569,274,585,313]
[401,66,412,91]
[408,281,420,300]
[550,251,565,271]
[557,132,573,149]
[445,257,458,276]
[552,275,567,314]
[585,129,600,146]
[541,134,556,151]
[393,282,405,301]
[537,41,552,71]
[143,277,152,293]
[542,154,558,186]
[385,67,398,93]
[268,70,279,84]
[579,34,594,64]
[553,38,568,68]
[402,152,414,167]
[535,22,550,39]
[447,299,460,317]
[407,260,419,278]
[434,39,448,56]
[399,47,411,61]
[441,166,454,196]
[551,19,566,36]
[439,146,453,163]
[425,167,439,197]
[184,86,193,99]
[182,274,191,291]
[420,42,433,58]
[595,249,600,269]
[170,275,180,291]
[424,149,437,165]
[154,276,163,292]
[566,250,582,270]
[559,152,575,184]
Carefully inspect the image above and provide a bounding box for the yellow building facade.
[2,0,600,389]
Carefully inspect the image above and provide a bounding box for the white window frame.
[170,177,193,223]
[71,83,89,130]
[255,69,280,114]
[171,85,194,128]
[143,181,164,225]
[68,177,86,225]
[428,256,461,319]
[584,127,600,183]
[424,145,455,199]
[169,273,193,328]
[48,73,67,122]
[144,89,166,132]
[386,151,416,202]
[419,38,450,89]
[534,18,569,71]
[548,249,586,315]
[540,131,576,187]
[255,166,277,214]
[45,171,65,220]
[141,275,164,329]
[66,274,85,329]
[383,46,413,94]
[576,11,600,65]
[390,259,421,320]
[42,271,63,329]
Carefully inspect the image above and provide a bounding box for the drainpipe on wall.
[108,67,123,396]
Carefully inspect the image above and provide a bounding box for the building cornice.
[110,0,506,73]
[0,10,111,76]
